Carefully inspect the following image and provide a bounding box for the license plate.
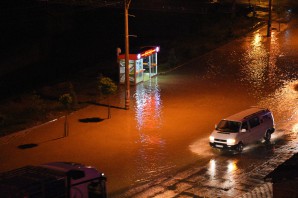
[215,144,223,148]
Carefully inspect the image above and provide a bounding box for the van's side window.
[241,121,248,130]
[249,117,260,128]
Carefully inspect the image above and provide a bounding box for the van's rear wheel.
[264,130,271,142]
[237,142,244,153]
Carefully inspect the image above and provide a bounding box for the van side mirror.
[241,129,247,133]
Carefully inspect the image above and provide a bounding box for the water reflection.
[207,158,238,192]
[241,31,281,97]
[292,123,298,134]
[242,32,267,90]
[209,159,216,179]
[207,159,238,176]
[258,80,298,131]
[267,32,280,87]
[227,160,237,173]
[134,78,162,131]
[133,78,172,184]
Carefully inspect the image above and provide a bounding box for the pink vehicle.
[0,162,107,198]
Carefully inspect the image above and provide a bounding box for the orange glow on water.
[292,123,298,133]
[227,160,238,173]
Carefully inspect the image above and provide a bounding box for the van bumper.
[209,142,238,151]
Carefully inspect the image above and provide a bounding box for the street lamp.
[124,0,131,110]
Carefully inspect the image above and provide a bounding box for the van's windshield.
[216,120,241,133]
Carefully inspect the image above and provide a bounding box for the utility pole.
[124,0,131,110]
[277,0,281,31]
[267,0,272,37]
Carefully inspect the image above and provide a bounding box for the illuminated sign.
[118,47,160,60]
[141,47,160,58]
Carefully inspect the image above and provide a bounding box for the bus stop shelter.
[118,46,159,85]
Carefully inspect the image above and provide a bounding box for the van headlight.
[209,136,215,143]
[227,139,236,145]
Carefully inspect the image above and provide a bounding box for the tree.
[98,75,118,119]
[68,82,78,109]
[59,93,73,137]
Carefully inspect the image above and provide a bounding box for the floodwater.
[0,20,298,197]
[109,19,298,195]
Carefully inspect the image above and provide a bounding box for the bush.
[98,75,117,96]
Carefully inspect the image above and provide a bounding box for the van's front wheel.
[236,142,244,153]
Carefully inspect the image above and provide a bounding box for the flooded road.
[0,18,298,198]
[113,18,298,196]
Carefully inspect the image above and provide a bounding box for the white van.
[209,107,275,152]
